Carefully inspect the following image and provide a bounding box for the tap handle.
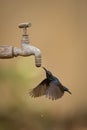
[18,22,31,35]
[18,22,31,28]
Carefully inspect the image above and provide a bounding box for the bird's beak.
[42,67,47,72]
[67,90,72,94]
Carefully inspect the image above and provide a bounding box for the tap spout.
[13,44,41,67]
[22,45,41,67]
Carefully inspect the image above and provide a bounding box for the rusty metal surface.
[0,22,42,67]
[0,45,14,58]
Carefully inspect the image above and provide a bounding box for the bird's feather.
[46,82,64,100]
[29,79,48,97]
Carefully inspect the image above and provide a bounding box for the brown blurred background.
[0,0,87,130]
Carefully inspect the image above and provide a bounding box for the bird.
[29,67,71,100]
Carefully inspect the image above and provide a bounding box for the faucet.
[0,22,41,67]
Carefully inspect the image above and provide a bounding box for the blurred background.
[0,0,87,130]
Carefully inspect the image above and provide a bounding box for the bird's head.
[42,67,53,79]
[63,86,72,94]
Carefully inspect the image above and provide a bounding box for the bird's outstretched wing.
[29,79,48,97]
[46,82,64,100]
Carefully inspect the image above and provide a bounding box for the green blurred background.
[0,0,87,130]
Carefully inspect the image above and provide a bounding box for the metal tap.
[0,22,41,67]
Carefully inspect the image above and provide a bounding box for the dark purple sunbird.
[29,67,71,100]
